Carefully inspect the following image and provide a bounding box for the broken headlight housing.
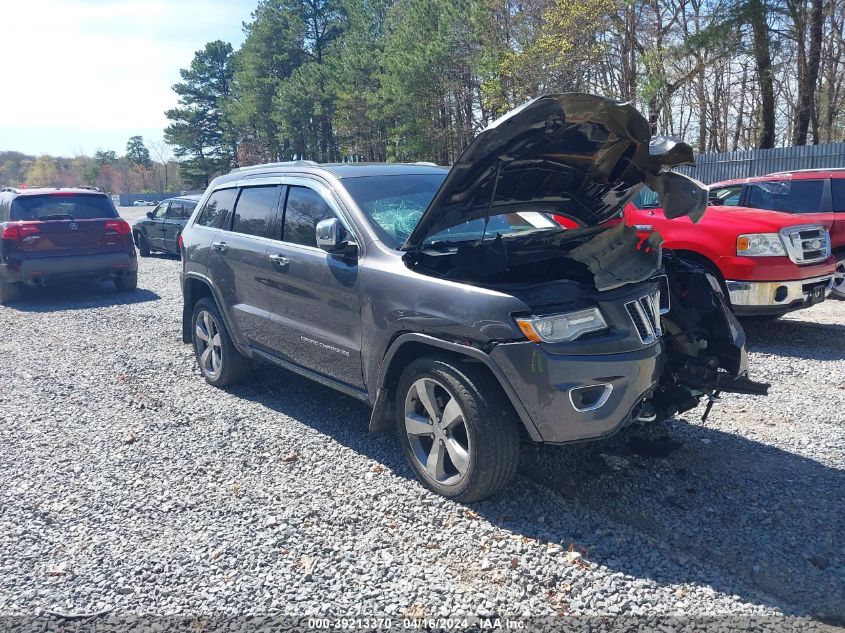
[516,308,608,343]
[736,233,786,257]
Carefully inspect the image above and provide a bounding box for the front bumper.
[489,341,662,444]
[726,274,833,315]
[0,252,137,284]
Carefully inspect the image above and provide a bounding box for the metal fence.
[675,142,845,184]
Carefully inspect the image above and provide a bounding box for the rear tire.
[191,297,252,387]
[136,232,151,257]
[0,280,20,305]
[395,355,520,502]
[832,257,845,301]
[114,271,138,292]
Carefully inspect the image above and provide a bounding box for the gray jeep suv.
[180,94,768,501]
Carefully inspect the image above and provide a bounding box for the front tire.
[832,257,845,301]
[191,297,252,387]
[395,355,520,502]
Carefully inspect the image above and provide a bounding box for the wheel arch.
[181,275,216,344]
[368,333,542,441]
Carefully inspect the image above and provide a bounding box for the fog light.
[569,384,613,412]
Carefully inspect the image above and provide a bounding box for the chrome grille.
[626,291,663,344]
[780,225,831,264]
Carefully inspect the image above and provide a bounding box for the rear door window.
[745,179,825,213]
[181,202,197,219]
[197,188,238,229]
[10,194,118,220]
[831,179,845,212]
[166,202,184,220]
[282,186,337,247]
[231,186,280,238]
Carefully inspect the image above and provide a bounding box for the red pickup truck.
[624,169,840,318]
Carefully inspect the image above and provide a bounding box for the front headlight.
[736,233,786,256]
[515,307,608,343]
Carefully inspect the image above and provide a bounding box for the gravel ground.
[0,254,842,628]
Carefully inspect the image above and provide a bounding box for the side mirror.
[146,211,154,219]
[316,217,351,253]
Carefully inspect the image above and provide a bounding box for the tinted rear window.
[831,178,845,212]
[232,186,279,238]
[10,194,118,220]
[745,180,825,213]
[197,189,238,229]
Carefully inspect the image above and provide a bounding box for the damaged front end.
[650,253,770,422]
[401,92,768,430]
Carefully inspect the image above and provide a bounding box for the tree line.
[0,137,187,194]
[165,0,845,187]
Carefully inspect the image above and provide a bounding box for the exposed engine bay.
[401,92,769,423]
[405,222,770,423]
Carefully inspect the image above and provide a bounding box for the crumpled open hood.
[403,93,706,251]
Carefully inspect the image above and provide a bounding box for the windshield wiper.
[38,213,75,221]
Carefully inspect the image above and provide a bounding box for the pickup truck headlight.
[515,308,608,343]
[736,233,786,257]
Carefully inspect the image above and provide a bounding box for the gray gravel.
[0,254,842,627]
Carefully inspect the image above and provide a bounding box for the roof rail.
[231,159,320,173]
[412,161,439,166]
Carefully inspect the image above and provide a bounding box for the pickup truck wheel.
[192,297,252,387]
[832,257,845,300]
[136,232,151,257]
[396,356,520,502]
[114,271,138,292]
[0,280,20,305]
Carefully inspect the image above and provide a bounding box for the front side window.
[197,188,238,229]
[152,203,168,220]
[745,179,825,214]
[10,194,119,220]
[342,174,446,248]
[283,186,337,247]
[709,185,742,206]
[232,186,279,238]
[633,187,660,209]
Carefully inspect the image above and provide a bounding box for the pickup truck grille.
[780,225,831,264]
[626,291,662,344]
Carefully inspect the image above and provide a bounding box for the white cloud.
[0,0,250,154]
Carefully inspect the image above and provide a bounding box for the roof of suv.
[217,162,448,186]
[712,168,845,188]
[0,187,108,197]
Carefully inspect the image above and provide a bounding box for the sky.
[0,0,252,158]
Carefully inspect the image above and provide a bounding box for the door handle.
[268,253,290,270]
[211,241,229,253]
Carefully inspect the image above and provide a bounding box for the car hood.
[403,93,707,251]
[706,205,834,230]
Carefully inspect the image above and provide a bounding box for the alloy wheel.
[403,377,471,486]
[195,310,223,379]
